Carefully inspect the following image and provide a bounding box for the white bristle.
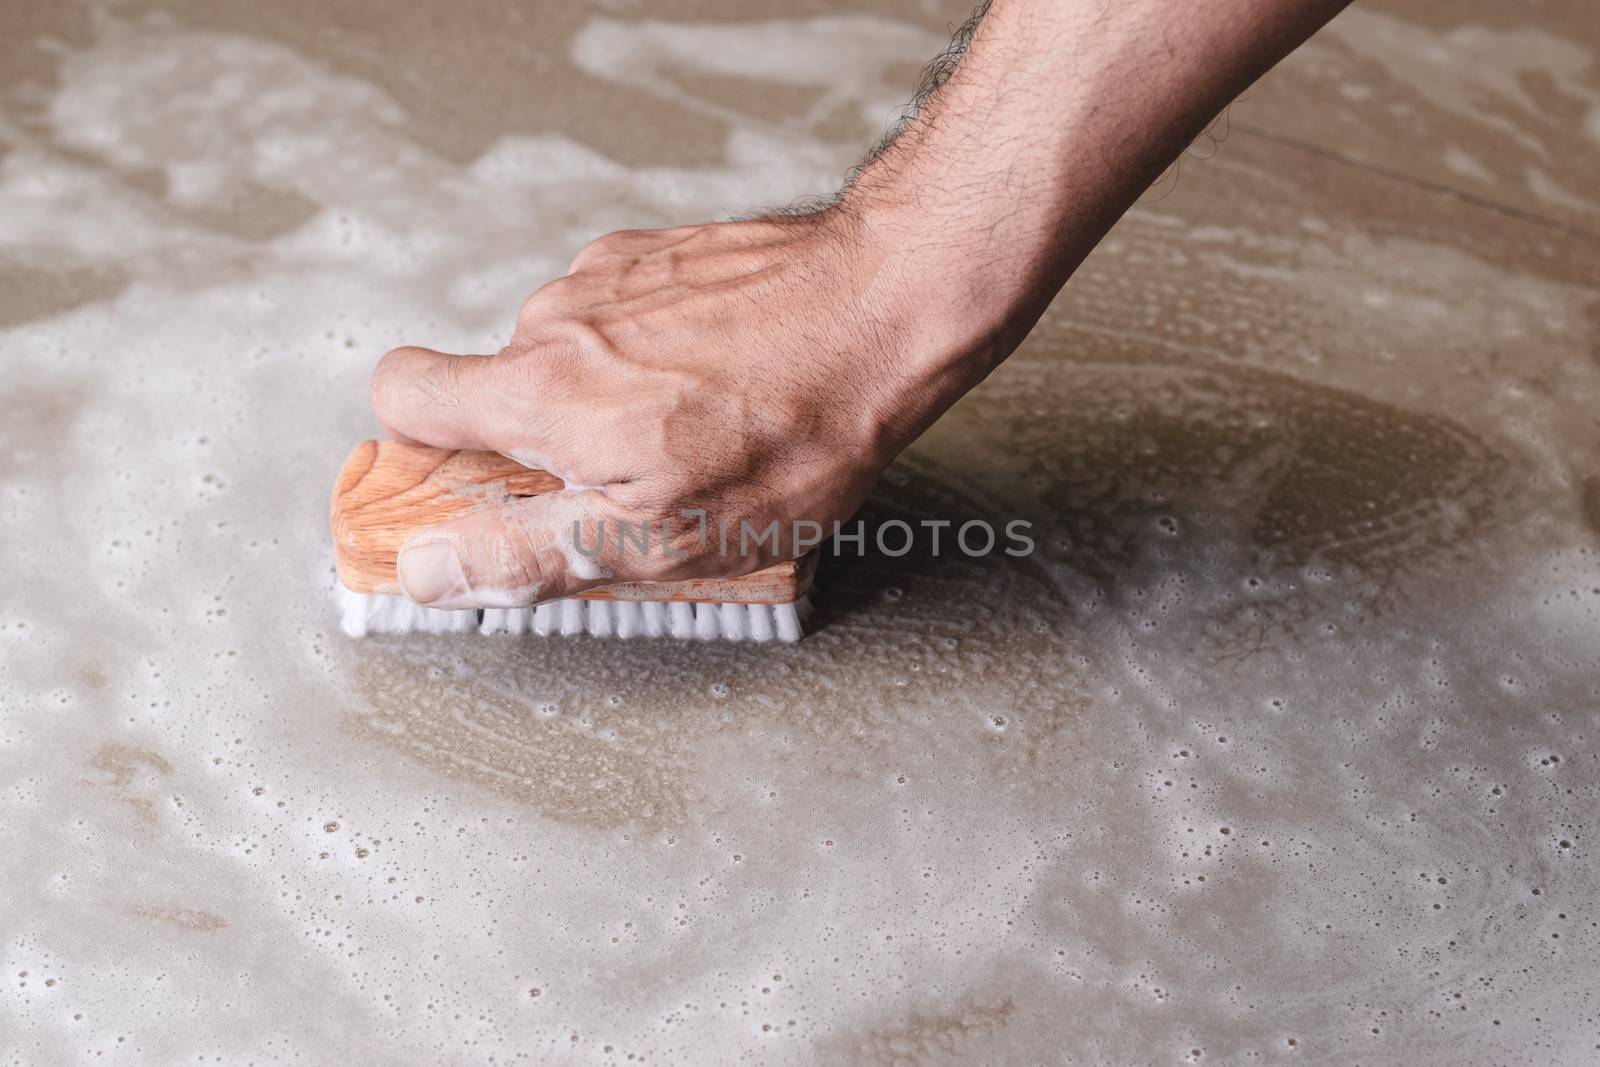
[668,602,696,639]
[339,586,373,637]
[384,597,414,634]
[339,587,491,636]
[718,602,747,641]
[336,588,809,642]
[614,601,641,639]
[479,607,532,635]
[774,597,806,642]
[693,603,720,641]
[748,603,775,642]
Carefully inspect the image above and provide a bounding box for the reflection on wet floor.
[2,1,1598,1063]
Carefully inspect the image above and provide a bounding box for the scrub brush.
[330,440,816,641]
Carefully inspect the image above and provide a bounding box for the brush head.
[330,441,819,640]
[331,440,815,603]
[338,587,810,642]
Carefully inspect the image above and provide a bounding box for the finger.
[395,492,616,609]
[370,345,518,451]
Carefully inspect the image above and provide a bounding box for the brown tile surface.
[1244,0,1600,234]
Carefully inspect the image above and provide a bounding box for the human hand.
[370,209,989,609]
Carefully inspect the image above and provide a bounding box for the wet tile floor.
[2,1,1598,1062]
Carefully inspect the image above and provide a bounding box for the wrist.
[809,188,1030,457]
[837,154,1059,373]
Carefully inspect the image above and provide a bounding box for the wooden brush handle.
[330,440,815,603]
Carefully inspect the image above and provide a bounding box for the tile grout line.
[1231,120,1600,248]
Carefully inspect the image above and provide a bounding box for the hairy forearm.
[846,0,1351,376]
[374,0,1353,603]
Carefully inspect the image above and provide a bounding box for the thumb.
[395,493,610,609]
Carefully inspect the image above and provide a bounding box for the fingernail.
[398,539,468,605]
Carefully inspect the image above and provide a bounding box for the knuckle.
[499,515,556,592]
[569,230,637,272]
[516,275,580,328]
[498,547,541,594]
[599,497,680,583]
[492,348,569,404]
[486,350,589,446]
[585,231,628,255]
